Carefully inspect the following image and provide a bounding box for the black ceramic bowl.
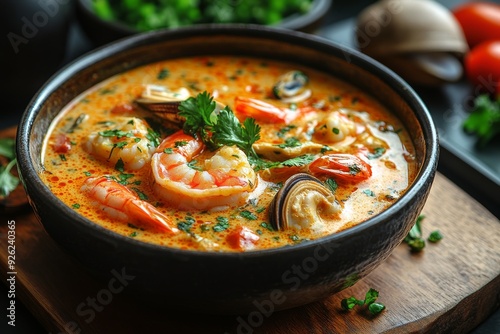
[76,0,332,45]
[17,25,438,314]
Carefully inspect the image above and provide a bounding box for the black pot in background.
[0,0,74,115]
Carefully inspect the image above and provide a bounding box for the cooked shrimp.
[234,96,315,124]
[151,130,257,210]
[85,117,156,170]
[81,176,178,233]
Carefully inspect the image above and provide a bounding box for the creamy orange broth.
[40,56,417,252]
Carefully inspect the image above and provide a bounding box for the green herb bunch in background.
[92,0,314,31]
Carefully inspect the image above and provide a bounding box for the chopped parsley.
[277,125,296,138]
[157,68,169,80]
[368,147,386,159]
[99,129,133,138]
[428,230,443,243]
[276,137,301,149]
[260,222,274,231]
[174,140,188,148]
[177,216,196,233]
[131,187,148,200]
[404,215,426,252]
[114,158,125,172]
[72,203,80,209]
[324,178,338,193]
[66,114,87,133]
[187,160,202,171]
[362,189,375,197]
[240,210,257,220]
[213,216,229,232]
[341,288,385,315]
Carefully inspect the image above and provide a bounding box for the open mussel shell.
[135,84,224,125]
[269,173,336,231]
[272,70,311,103]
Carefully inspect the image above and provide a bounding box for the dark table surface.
[1,0,499,333]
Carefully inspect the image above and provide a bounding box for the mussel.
[269,173,340,232]
[272,70,311,103]
[135,84,191,125]
[135,84,224,125]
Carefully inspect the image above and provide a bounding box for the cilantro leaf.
[178,92,261,158]
[212,108,261,158]
[463,94,500,147]
[178,91,217,137]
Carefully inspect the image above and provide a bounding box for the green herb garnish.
[428,230,443,243]
[240,210,257,220]
[404,215,426,252]
[341,288,385,315]
[324,178,338,193]
[0,138,19,198]
[179,91,260,158]
[367,147,386,159]
[276,137,301,149]
[213,216,229,232]
[463,94,500,147]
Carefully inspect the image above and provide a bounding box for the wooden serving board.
[1,126,499,334]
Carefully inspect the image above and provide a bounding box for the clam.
[272,70,312,103]
[356,0,468,86]
[269,173,340,232]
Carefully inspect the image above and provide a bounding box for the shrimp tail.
[82,176,178,234]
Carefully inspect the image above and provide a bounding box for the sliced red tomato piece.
[52,133,72,153]
[308,153,372,183]
[226,226,260,251]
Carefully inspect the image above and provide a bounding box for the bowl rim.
[77,0,333,33]
[17,24,439,259]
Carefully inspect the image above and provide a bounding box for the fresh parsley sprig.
[178,92,260,158]
[463,94,500,147]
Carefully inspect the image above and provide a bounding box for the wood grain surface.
[1,126,499,334]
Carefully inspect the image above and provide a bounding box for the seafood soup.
[40,56,417,252]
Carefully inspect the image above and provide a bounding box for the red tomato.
[226,226,260,251]
[464,40,500,94]
[453,2,500,48]
[52,133,71,153]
